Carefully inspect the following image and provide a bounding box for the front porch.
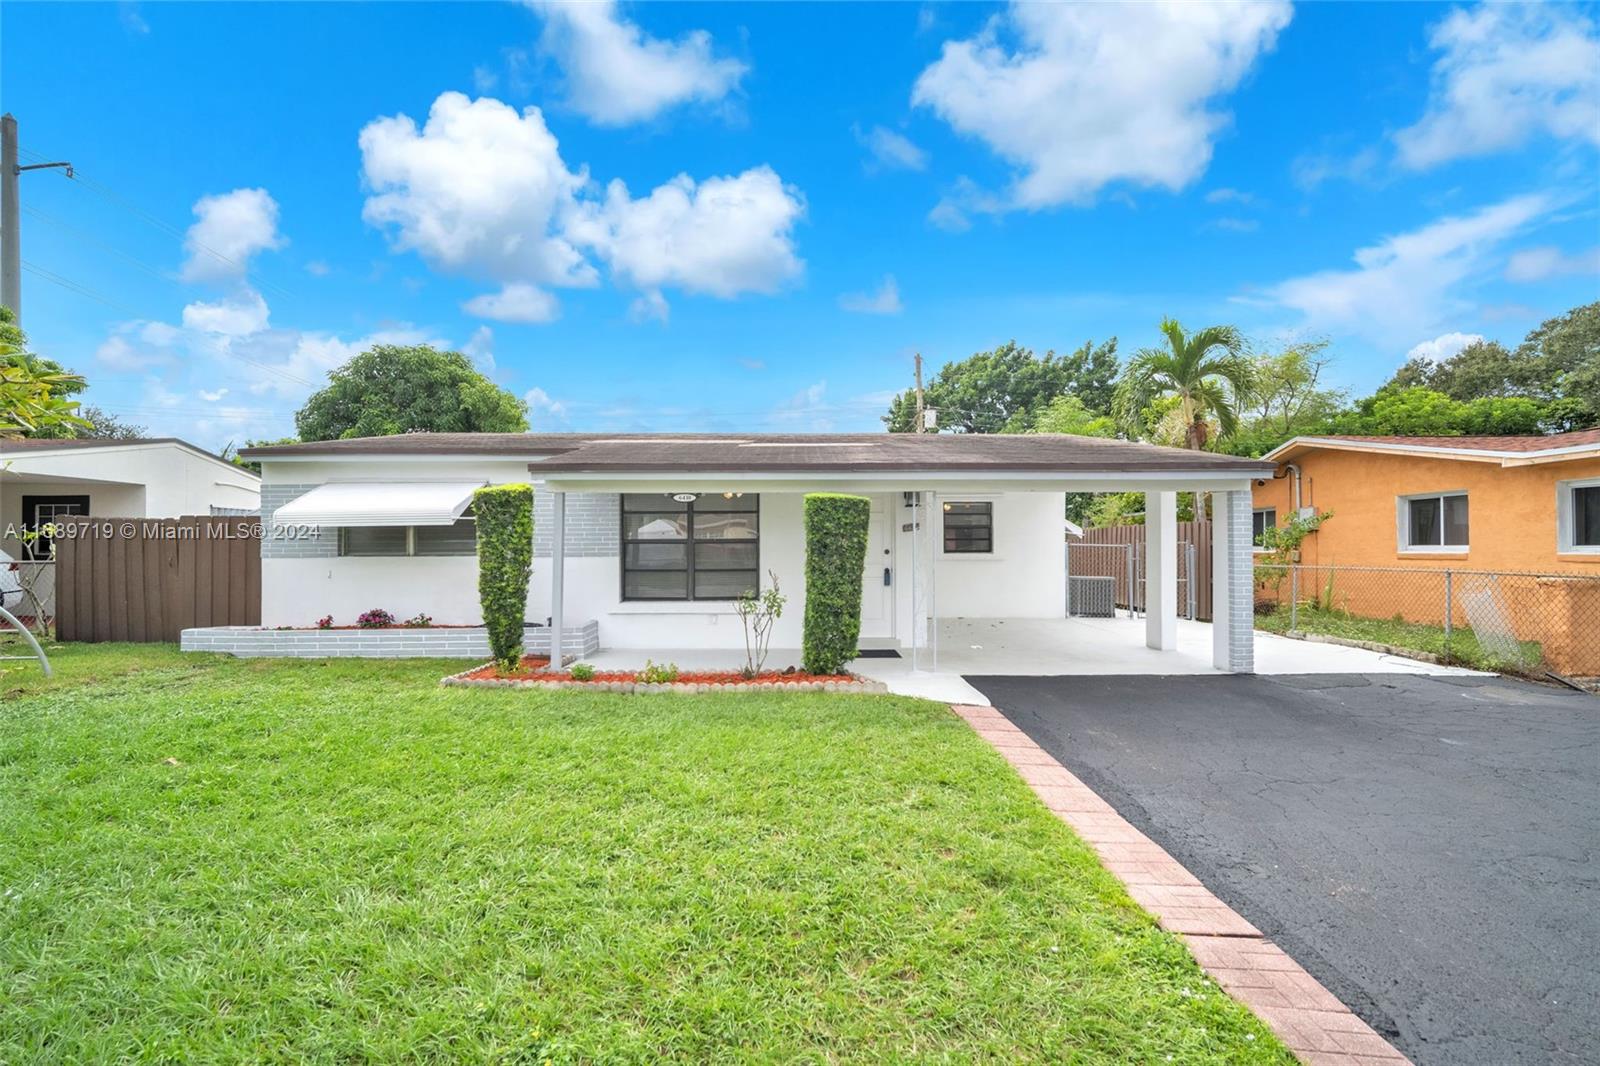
[577,615,1482,704]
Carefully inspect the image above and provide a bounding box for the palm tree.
[1114,318,1253,450]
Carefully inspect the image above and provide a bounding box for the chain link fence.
[1254,563,1600,680]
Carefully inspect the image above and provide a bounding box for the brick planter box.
[181,620,600,659]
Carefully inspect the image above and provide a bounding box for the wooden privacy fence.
[54,516,261,643]
[1071,520,1214,621]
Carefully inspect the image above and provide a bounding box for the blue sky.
[3,1,1597,449]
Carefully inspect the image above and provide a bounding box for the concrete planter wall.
[181,620,600,659]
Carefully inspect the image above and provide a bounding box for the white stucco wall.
[0,441,260,556]
[258,457,1067,652]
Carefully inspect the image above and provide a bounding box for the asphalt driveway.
[965,672,1599,1066]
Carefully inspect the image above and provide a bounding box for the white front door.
[859,495,892,639]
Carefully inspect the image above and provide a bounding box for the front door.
[859,495,892,639]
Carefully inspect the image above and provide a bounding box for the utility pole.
[1,114,19,319]
[0,113,75,324]
[915,350,928,428]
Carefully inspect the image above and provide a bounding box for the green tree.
[229,436,299,475]
[1030,393,1116,437]
[1359,387,1466,435]
[883,338,1118,433]
[295,344,529,441]
[1518,301,1599,430]
[0,310,87,439]
[1113,318,1253,449]
[1225,340,1347,456]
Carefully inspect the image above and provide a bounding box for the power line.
[21,257,319,390]
[16,143,296,302]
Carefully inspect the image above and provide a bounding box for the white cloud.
[198,388,229,402]
[839,275,903,314]
[361,93,805,321]
[629,290,670,324]
[912,1,1290,209]
[138,321,181,346]
[360,93,595,289]
[1406,331,1484,363]
[1207,216,1259,233]
[94,336,147,371]
[304,260,330,277]
[463,283,561,324]
[523,386,567,420]
[472,64,499,95]
[570,166,805,313]
[1263,193,1551,345]
[181,188,286,283]
[1505,244,1600,283]
[854,124,928,172]
[1205,187,1254,204]
[461,325,495,373]
[1394,4,1600,170]
[181,288,271,336]
[526,0,746,126]
[1290,145,1381,191]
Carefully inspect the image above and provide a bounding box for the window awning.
[273,481,483,527]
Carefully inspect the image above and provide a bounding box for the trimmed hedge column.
[474,484,533,670]
[802,493,871,675]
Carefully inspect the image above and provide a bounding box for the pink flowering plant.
[355,608,395,629]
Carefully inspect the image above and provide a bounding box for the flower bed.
[442,656,887,693]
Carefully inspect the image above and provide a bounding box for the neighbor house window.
[1557,479,1600,553]
[339,515,476,557]
[1252,508,1277,547]
[942,501,993,554]
[621,493,759,601]
[21,495,89,561]
[1399,492,1469,552]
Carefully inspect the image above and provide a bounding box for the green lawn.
[1,642,1288,1063]
[1256,605,1543,672]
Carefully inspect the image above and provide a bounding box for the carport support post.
[549,490,565,667]
[1145,491,1177,651]
[1211,489,1255,673]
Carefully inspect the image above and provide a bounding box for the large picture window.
[942,501,993,554]
[1400,492,1468,552]
[621,493,759,601]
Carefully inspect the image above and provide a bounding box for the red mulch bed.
[277,624,480,631]
[458,656,854,685]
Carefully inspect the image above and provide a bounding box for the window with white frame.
[1252,507,1277,546]
[1557,479,1600,553]
[1399,492,1469,552]
[339,514,476,557]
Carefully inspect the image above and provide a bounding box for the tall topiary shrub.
[802,493,871,675]
[474,484,533,670]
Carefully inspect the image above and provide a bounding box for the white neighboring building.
[241,432,1270,672]
[0,438,261,614]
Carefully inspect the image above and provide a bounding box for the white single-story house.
[240,432,1273,673]
[0,437,261,616]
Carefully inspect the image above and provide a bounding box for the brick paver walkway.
[951,703,1410,1066]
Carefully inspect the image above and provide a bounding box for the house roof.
[0,436,258,478]
[241,432,1275,476]
[1262,428,1600,467]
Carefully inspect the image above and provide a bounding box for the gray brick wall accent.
[533,489,619,558]
[259,483,338,560]
[1223,490,1255,674]
[181,620,600,659]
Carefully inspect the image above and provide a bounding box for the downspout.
[1273,462,1303,514]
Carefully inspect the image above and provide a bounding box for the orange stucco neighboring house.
[1251,427,1600,572]
[1252,428,1600,675]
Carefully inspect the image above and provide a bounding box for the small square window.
[1252,508,1277,546]
[943,501,993,554]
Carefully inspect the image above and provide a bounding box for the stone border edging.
[441,664,888,694]
[950,703,1411,1066]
